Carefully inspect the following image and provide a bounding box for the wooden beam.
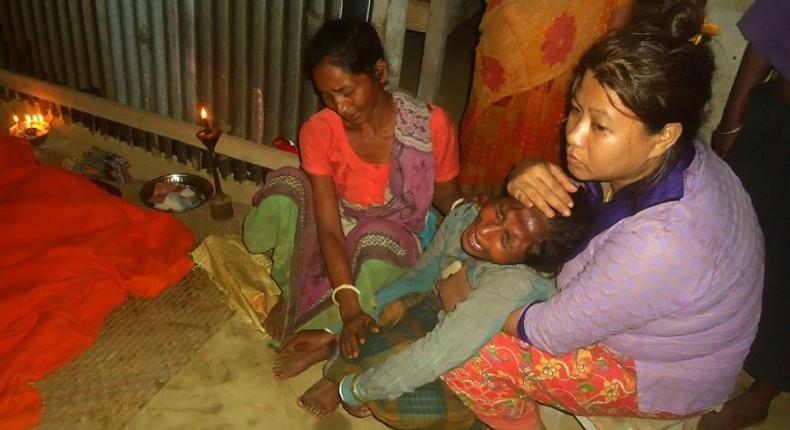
[405,0,430,32]
[0,68,299,169]
[417,0,451,101]
[386,0,410,88]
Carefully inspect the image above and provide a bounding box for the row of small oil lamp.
[10,113,51,139]
[8,107,212,141]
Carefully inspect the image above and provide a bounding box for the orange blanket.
[0,136,195,429]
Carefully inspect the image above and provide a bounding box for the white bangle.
[441,260,463,280]
[331,284,360,306]
[714,124,743,135]
[450,197,465,212]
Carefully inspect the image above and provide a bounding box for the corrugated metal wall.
[0,0,343,182]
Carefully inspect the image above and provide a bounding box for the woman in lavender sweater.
[434,5,764,429]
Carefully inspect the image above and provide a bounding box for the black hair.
[633,0,709,42]
[304,18,385,79]
[569,0,713,192]
[523,187,593,276]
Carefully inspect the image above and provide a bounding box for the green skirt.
[243,167,421,340]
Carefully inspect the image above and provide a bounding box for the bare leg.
[699,380,782,430]
[297,378,342,419]
[273,329,336,380]
[278,329,336,353]
[263,298,286,342]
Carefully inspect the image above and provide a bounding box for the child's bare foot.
[699,380,780,430]
[297,378,341,419]
[273,330,336,380]
[343,403,372,418]
[263,298,286,342]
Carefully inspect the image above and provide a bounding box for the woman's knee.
[346,220,419,261]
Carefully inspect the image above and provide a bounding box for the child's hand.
[377,301,406,327]
[378,292,435,327]
[340,311,379,359]
[435,266,473,312]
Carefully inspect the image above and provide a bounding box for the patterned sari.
[458,0,621,196]
[243,91,437,340]
[442,334,692,429]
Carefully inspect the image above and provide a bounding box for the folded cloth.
[191,234,280,333]
[0,136,195,430]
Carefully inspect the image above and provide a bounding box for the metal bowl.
[9,123,51,146]
[139,173,214,212]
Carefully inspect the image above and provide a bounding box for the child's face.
[461,196,551,265]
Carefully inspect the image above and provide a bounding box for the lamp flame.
[199,107,210,130]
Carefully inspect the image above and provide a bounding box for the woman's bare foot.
[699,380,781,430]
[273,330,336,380]
[263,298,286,342]
[279,329,337,353]
[297,378,342,419]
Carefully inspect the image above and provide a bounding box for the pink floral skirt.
[442,333,684,429]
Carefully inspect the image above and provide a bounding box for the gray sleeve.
[372,205,469,318]
[355,265,553,401]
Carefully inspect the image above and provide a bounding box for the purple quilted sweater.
[521,141,764,414]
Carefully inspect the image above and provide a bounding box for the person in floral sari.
[438,6,763,429]
[458,0,634,196]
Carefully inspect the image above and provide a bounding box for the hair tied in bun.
[689,18,720,45]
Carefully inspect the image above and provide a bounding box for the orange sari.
[459,0,622,196]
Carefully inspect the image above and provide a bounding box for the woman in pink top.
[243,18,464,381]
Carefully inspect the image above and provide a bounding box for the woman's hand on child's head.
[340,311,379,359]
[507,159,577,217]
[436,266,473,313]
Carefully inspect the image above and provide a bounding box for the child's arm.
[371,204,473,319]
[340,264,554,406]
[435,264,473,313]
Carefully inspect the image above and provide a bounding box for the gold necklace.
[603,184,615,203]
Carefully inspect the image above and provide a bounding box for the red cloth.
[0,136,195,429]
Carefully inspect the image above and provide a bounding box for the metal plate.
[139,173,214,212]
